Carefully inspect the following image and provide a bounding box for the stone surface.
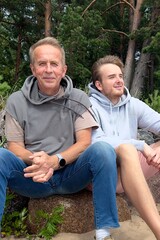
[138,129,160,144]
[27,190,131,234]
[148,173,160,203]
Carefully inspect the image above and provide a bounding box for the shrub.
[144,90,160,113]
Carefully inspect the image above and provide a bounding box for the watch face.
[59,158,66,167]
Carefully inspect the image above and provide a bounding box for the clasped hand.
[24,151,54,182]
[143,143,160,169]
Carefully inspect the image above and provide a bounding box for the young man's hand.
[143,143,160,169]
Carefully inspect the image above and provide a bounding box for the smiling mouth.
[43,77,55,81]
[44,76,54,79]
[115,86,123,89]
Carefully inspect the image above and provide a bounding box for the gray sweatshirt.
[5,75,92,155]
[88,83,160,151]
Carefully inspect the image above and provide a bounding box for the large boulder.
[27,190,131,234]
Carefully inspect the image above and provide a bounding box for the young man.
[0,38,118,240]
[88,55,160,240]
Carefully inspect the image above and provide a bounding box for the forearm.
[52,128,91,168]
[45,141,90,172]
[57,141,90,164]
[7,141,33,165]
[151,140,160,148]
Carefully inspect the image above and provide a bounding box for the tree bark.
[130,0,160,98]
[45,0,52,37]
[124,0,144,89]
[130,39,151,97]
[14,32,22,84]
[119,2,124,59]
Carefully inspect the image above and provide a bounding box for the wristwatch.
[56,153,66,168]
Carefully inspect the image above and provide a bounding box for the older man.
[0,38,118,240]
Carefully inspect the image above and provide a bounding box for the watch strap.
[56,153,66,168]
[56,153,63,160]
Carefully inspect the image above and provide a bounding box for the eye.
[108,75,115,79]
[51,62,58,66]
[39,62,46,66]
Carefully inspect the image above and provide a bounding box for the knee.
[116,144,138,160]
[116,143,135,154]
[92,141,116,157]
[91,141,117,168]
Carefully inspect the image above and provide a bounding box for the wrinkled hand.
[143,143,160,169]
[24,151,54,182]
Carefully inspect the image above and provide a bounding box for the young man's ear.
[95,80,102,91]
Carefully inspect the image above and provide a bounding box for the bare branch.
[82,0,97,16]
[121,0,135,11]
[102,1,135,16]
[101,28,129,38]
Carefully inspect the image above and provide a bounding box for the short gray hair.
[29,37,66,65]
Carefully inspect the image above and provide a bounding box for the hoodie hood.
[88,82,131,108]
[21,75,73,105]
[6,74,93,155]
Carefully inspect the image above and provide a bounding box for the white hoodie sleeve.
[134,98,160,135]
[92,127,145,151]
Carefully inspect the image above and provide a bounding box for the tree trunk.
[45,0,52,37]
[119,2,124,59]
[130,39,151,97]
[14,33,22,84]
[130,0,160,98]
[124,0,144,89]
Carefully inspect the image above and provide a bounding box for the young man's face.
[95,63,124,104]
[30,44,67,96]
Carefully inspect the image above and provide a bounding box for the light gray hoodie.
[88,82,160,151]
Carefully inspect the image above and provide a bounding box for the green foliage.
[144,32,160,90]
[144,90,160,113]
[33,206,64,240]
[58,5,110,87]
[0,81,11,96]
[2,192,64,239]
[0,0,160,99]
[1,192,28,237]
[0,75,11,109]
[0,136,6,147]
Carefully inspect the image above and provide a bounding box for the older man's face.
[30,44,67,96]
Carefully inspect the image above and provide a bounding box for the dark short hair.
[91,55,124,85]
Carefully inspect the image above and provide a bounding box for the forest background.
[0,0,160,237]
[0,0,160,109]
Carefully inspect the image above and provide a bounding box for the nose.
[45,63,53,72]
[116,75,123,83]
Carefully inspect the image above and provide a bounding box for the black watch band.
[56,154,66,168]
